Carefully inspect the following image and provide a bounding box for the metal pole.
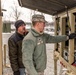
[0,0,3,75]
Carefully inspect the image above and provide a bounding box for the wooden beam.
[59,17,66,56]
[54,18,58,75]
[0,0,3,75]
[55,51,76,74]
[69,13,75,64]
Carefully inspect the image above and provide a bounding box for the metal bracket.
[0,12,3,16]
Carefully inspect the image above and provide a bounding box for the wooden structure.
[18,0,76,15]
[54,8,76,75]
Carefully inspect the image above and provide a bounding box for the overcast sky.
[1,0,53,22]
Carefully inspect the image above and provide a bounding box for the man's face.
[17,24,26,35]
[37,22,45,33]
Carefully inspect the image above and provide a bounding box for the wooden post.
[54,56,57,75]
[59,17,66,56]
[4,44,6,67]
[0,0,3,75]
[54,17,58,51]
[54,18,58,75]
[69,13,75,64]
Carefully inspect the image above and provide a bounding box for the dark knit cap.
[32,14,46,22]
[15,20,26,29]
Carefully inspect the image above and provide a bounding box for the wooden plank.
[59,17,66,56]
[58,8,76,17]
[54,18,58,75]
[54,53,57,75]
[69,13,75,64]
[0,0,3,75]
[4,44,6,68]
[55,51,76,74]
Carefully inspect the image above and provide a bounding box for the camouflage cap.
[32,14,46,22]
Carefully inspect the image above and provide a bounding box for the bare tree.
[2,0,22,21]
[9,1,22,21]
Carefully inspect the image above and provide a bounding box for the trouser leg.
[19,68,26,75]
[25,71,44,75]
[38,72,44,75]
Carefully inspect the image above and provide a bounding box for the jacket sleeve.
[22,39,38,75]
[8,39,19,72]
[44,33,68,43]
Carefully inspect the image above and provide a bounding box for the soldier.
[22,14,76,75]
[8,20,28,75]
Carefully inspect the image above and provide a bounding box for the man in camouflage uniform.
[22,14,76,75]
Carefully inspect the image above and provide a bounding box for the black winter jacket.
[8,32,28,72]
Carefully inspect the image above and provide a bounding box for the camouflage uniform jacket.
[22,28,67,75]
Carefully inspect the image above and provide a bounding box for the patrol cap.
[32,14,46,22]
[15,20,26,30]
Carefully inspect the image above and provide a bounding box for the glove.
[69,33,76,39]
[14,70,20,75]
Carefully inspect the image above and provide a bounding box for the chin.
[40,31,43,33]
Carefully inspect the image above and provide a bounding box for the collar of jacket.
[16,32,24,38]
[31,28,43,37]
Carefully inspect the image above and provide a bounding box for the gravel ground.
[3,44,63,75]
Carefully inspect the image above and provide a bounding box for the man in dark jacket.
[8,20,28,75]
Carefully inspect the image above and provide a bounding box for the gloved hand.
[14,70,20,75]
[69,33,76,39]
